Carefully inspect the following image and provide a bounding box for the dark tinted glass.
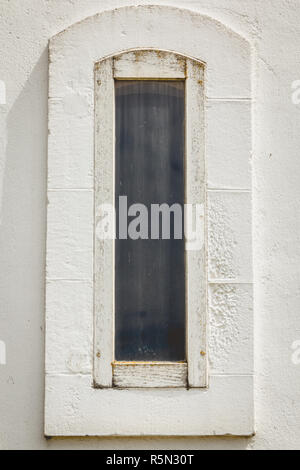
[115,80,185,361]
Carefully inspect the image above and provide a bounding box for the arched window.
[46,5,253,437]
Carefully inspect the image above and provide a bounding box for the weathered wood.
[94,58,115,387]
[185,59,207,387]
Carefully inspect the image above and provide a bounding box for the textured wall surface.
[0,0,300,449]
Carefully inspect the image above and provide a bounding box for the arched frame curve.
[46,5,253,437]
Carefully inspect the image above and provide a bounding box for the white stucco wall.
[0,0,299,450]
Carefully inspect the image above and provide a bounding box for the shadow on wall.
[0,47,48,447]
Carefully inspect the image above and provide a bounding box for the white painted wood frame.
[45,5,253,436]
[94,50,206,389]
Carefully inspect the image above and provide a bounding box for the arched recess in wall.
[46,5,253,438]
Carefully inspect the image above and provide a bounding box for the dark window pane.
[115,80,185,361]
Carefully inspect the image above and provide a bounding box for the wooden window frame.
[45,5,254,437]
[94,50,207,389]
